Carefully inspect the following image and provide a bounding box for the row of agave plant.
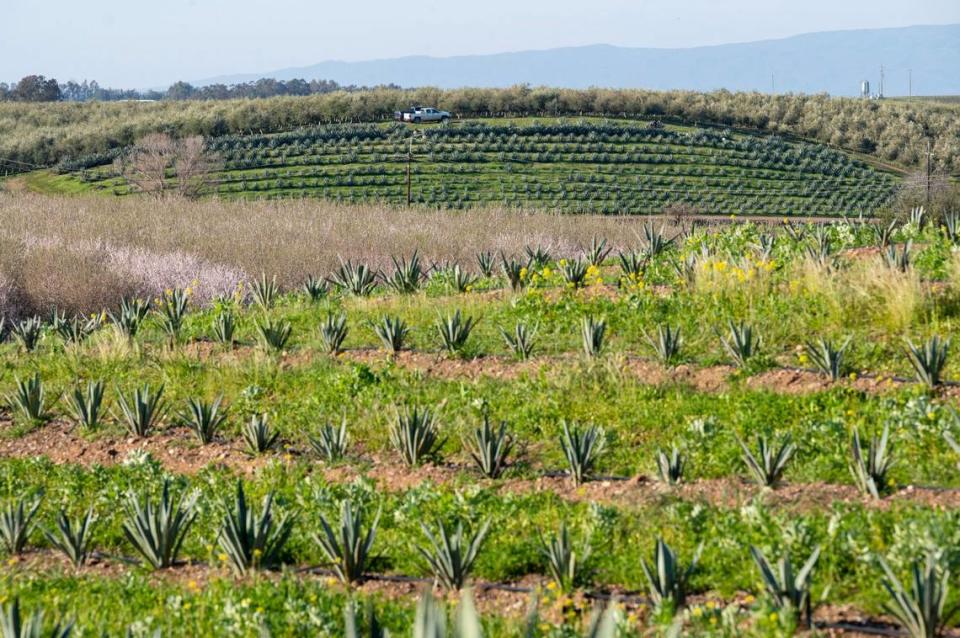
[7,370,959,499]
[1,477,955,638]
[3,292,954,389]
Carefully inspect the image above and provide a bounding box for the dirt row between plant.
[2,551,943,637]
[1,420,957,513]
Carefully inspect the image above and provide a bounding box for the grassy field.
[0,190,959,636]
[53,118,901,217]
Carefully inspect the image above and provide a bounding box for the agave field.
[2,204,960,637]
[60,119,901,217]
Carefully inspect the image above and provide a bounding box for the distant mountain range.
[196,24,960,96]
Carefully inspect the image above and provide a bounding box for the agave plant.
[67,380,105,430]
[465,416,513,479]
[309,419,350,462]
[373,315,409,354]
[302,275,329,301]
[390,406,445,466]
[872,218,899,248]
[450,265,476,294]
[641,222,675,258]
[645,324,683,366]
[878,553,957,638]
[751,545,821,627]
[11,316,42,352]
[559,421,605,486]
[417,518,490,590]
[580,316,606,358]
[656,446,685,485]
[524,244,552,269]
[56,314,101,346]
[6,374,53,424]
[212,309,236,345]
[180,395,227,444]
[538,522,590,592]
[242,414,280,455]
[475,251,495,278]
[738,434,795,487]
[943,211,960,245]
[850,425,895,499]
[410,589,486,638]
[123,479,197,569]
[115,384,167,438]
[218,481,294,575]
[500,254,527,292]
[109,298,151,339]
[500,321,537,361]
[617,249,647,284]
[256,318,292,352]
[883,241,913,273]
[672,253,698,288]
[806,228,834,268]
[384,251,424,294]
[320,312,349,354]
[805,337,851,381]
[0,495,42,555]
[753,233,776,260]
[343,599,389,638]
[720,320,762,368]
[158,288,189,343]
[330,259,378,297]
[640,538,702,610]
[560,258,588,289]
[45,507,96,568]
[585,236,612,266]
[0,598,73,638]
[905,336,949,388]
[251,273,280,309]
[313,500,380,584]
[436,310,477,355]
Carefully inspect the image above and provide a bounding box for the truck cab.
[395,106,451,124]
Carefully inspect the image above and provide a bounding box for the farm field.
[0,193,959,636]
[54,118,902,217]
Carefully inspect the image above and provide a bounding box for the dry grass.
[0,192,665,318]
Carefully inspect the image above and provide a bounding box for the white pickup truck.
[394,106,451,124]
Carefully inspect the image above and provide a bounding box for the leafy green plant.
[0,495,42,555]
[309,420,350,462]
[390,406,445,466]
[640,538,701,610]
[67,380,105,430]
[500,254,527,292]
[320,312,349,354]
[313,500,380,584]
[500,321,537,361]
[645,324,682,366]
[115,384,167,438]
[720,320,762,368]
[385,251,424,294]
[475,251,495,278]
[805,337,850,381]
[251,273,280,309]
[850,425,895,499]
[373,316,409,354]
[122,479,197,569]
[180,395,227,444]
[946,431,960,467]
[417,518,490,590]
[655,446,685,485]
[158,288,189,342]
[303,275,329,301]
[212,309,235,345]
[256,317,292,351]
[6,374,53,424]
[436,310,476,355]
[738,435,795,487]
[109,298,150,339]
[538,522,590,591]
[465,416,513,479]
[580,316,606,358]
[242,414,279,455]
[11,316,42,352]
[0,598,73,638]
[560,257,588,288]
[905,336,949,388]
[218,481,294,575]
[750,545,821,627]
[330,259,378,297]
[878,553,957,638]
[45,507,96,568]
[560,421,605,486]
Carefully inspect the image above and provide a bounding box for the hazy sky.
[4,0,959,88]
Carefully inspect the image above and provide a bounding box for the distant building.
[860,80,870,98]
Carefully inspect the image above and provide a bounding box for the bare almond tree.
[117,133,219,198]
[175,136,221,198]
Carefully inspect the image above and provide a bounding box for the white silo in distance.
[860,80,870,98]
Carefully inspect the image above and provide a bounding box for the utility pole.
[406,136,412,207]
[908,69,912,98]
[879,65,885,98]
[771,73,775,94]
[925,137,932,205]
